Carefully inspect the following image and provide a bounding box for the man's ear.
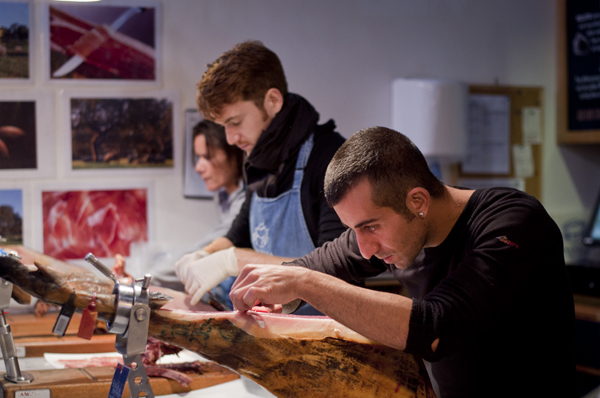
[263,88,284,119]
[405,187,430,218]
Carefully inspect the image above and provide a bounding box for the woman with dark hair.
[192,119,244,197]
[112,120,245,308]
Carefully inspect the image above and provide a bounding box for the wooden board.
[5,312,117,357]
[15,334,116,358]
[0,362,238,398]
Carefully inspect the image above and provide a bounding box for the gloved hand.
[175,247,239,305]
[174,250,210,272]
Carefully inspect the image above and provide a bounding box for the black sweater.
[226,93,347,249]
[293,188,576,398]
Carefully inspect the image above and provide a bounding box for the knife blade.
[52,7,143,78]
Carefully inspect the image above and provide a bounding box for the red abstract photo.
[49,4,156,80]
[42,189,148,260]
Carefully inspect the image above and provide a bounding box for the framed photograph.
[0,0,32,83]
[0,188,23,245]
[61,89,180,177]
[183,109,213,199]
[33,180,155,264]
[42,0,160,84]
[0,182,31,247]
[0,90,56,179]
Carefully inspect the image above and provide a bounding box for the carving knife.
[52,7,143,77]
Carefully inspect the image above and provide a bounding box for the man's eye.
[364,225,375,232]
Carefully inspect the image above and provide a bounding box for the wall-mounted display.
[61,89,180,177]
[557,0,600,143]
[0,188,23,245]
[0,100,36,170]
[39,186,150,261]
[0,90,55,179]
[0,0,32,82]
[183,109,212,199]
[46,1,159,83]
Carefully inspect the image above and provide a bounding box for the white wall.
[13,0,600,260]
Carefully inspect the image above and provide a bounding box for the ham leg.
[0,255,436,398]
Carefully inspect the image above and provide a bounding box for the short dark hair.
[324,126,445,217]
[196,41,288,119]
[193,120,244,181]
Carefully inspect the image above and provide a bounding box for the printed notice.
[512,144,534,178]
[522,107,542,144]
[461,94,511,175]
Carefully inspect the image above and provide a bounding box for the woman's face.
[194,134,239,193]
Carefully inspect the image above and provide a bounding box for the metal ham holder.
[0,249,33,384]
[84,253,155,398]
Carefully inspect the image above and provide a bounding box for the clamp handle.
[85,253,118,284]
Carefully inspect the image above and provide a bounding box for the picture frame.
[0,0,33,84]
[41,0,161,86]
[0,182,31,247]
[60,89,181,178]
[33,180,155,268]
[183,109,213,199]
[0,89,56,179]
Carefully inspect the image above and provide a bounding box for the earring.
[418,212,425,218]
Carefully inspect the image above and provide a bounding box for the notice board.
[459,85,543,202]
[557,0,600,144]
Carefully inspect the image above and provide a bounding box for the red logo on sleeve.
[496,236,519,249]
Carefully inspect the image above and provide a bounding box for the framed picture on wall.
[0,182,31,247]
[42,0,160,85]
[33,180,155,264]
[183,109,213,199]
[60,89,181,177]
[0,188,24,245]
[0,0,33,83]
[0,90,56,179]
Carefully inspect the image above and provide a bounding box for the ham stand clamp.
[0,249,33,384]
[85,253,155,398]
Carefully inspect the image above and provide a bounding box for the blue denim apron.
[250,134,316,257]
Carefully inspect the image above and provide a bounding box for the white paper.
[461,94,511,175]
[522,107,542,144]
[511,144,535,178]
[44,350,206,369]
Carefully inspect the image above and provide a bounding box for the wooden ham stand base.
[1,312,239,397]
[0,362,239,398]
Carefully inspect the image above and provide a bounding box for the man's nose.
[225,128,238,146]
[356,233,378,260]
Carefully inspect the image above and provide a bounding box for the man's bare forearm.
[201,237,234,255]
[295,268,412,350]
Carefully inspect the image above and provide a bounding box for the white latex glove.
[174,250,210,274]
[175,247,239,305]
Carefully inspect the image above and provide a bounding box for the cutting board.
[0,362,239,398]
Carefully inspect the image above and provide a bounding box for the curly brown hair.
[196,41,288,120]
